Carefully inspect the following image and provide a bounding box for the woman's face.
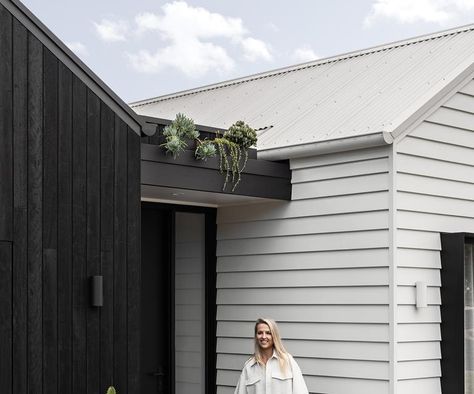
[256,323,274,351]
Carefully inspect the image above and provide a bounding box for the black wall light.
[90,275,103,307]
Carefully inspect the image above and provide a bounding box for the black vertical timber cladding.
[12,17,28,394]
[57,63,73,393]
[100,103,115,390]
[0,242,12,394]
[0,3,142,392]
[72,76,88,394]
[87,90,101,394]
[0,5,13,242]
[128,129,141,394]
[43,48,59,394]
[57,62,73,394]
[114,117,128,393]
[28,33,43,394]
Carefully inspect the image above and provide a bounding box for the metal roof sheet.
[131,25,474,151]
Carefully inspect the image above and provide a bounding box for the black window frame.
[440,232,474,394]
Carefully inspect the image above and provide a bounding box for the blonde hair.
[254,318,289,372]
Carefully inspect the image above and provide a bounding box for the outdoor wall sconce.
[90,275,103,307]
[415,281,427,308]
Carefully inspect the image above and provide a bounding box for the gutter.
[257,131,394,161]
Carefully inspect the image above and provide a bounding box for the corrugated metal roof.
[131,24,474,151]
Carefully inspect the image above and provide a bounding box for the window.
[441,233,474,394]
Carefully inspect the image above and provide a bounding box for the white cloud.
[129,1,272,76]
[453,0,474,10]
[127,39,235,77]
[66,41,88,57]
[241,37,273,62]
[94,19,129,42]
[364,0,474,27]
[135,1,247,39]
[291,45,319,63]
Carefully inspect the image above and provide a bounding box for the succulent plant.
[195,140,217,161]
[173,113,199,140]
[162,134,188,158]
[224,120,257,149]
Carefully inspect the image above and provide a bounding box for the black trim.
[169,210,176,394]
[141,143,291,200]
[205,210,217,394]
[138,114,225,137]
[141,202,217,394]
[440,232,474,394]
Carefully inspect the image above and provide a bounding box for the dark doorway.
[141,208,173,393]
[141,203,217,394]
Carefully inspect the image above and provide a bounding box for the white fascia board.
[257,131,394,161]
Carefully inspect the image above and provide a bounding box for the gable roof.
[1,0,155,136]
[131,24,474,158]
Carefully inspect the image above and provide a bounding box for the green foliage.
[173,113,199,139]
[160,115,257,192]
[161,113,197,157]
[214,137,242,192]
[224,120,257,149]
[195,140,217,161]
[162,133,188,158]
[106,386,116,394]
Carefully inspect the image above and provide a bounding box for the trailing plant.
[223,120,257,178]
[213,137,243,191]
[224,120,257,149]
[160,115,257,192]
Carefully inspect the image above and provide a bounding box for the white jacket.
[234,352,309,394]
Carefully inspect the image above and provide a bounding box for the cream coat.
[234,352,309,394]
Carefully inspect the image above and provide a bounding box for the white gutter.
[257,131,394,161]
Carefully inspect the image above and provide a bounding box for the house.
[1,0,474,394]
[0,1,289,394]
[132,24,474,394]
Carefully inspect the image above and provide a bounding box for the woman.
[234,318,309,394]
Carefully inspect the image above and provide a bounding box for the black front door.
[141,208,173,393]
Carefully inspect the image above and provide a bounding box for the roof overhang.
[141,144,291,207]
[258,131,394,161]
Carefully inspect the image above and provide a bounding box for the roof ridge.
[130,23,474,108]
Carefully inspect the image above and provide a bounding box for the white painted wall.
[175,212,206,394]
[216,146,392,394]
[395,78,474,393]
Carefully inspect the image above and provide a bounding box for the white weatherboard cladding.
[175,213,206,394]
[132,26,474,153]
[395,79,474,393]
[215,147,391,394]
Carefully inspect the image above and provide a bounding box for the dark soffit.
[141,143,291,200]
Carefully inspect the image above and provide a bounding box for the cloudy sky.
[21,0,474,103]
